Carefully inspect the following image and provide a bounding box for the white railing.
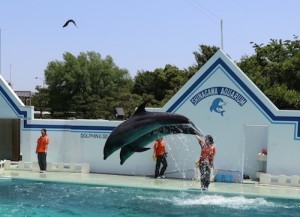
[4,160,90,174]
[260,173,300,187]
[0,160,5,175]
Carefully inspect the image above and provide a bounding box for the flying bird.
[63,19,78,28]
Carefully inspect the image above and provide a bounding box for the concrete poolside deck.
[2,170,300,200]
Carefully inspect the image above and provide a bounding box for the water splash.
[173,194,277,209]
[163,128,206,181]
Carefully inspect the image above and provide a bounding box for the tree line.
[31,36,300,119]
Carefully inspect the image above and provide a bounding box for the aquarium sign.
[190,86,247,106]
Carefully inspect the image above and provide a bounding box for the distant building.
[14,91,33,106]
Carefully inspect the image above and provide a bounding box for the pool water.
[0,179,300,217]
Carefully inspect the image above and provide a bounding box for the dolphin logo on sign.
[210,98,226,116]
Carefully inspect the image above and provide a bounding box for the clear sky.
[0,0,299,91]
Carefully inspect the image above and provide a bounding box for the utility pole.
[0,29,1,75]
[185,1,224,51]
[221,19,224,50]
[10,64,12,86]
[35,76,45,88]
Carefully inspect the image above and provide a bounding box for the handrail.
[3,160,90,174]
[0,160,5,175]
[260,173,300,187]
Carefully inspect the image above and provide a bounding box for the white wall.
[7,50,300,179]
[244,125,268,179]
[267,124,300,176]
[21,118,202,178]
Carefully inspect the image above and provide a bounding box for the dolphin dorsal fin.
[133,102,147,115]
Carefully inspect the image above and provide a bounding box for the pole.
[35,76,45,88]
[10,64,12,85]
[0,29,1,75]
[221,19,224,50]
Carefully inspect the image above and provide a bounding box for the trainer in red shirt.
[153,138,168,178]
[36,129,49,173]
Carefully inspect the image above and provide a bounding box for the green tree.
[30,86,50,118]
[39,40,300,118]
[132,64,187,106]
[132,70,155,97]
[186,44,219,78]
[238,36,300,109]
[44,51,133,119]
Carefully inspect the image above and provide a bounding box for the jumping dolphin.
[103,102,201,160]
[119,124,201,165]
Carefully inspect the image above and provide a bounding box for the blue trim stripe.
[0,85,116,132]
[23,120,115,131]
[166,58,300,138]
[0,86,27,118]
[166,60,220,113]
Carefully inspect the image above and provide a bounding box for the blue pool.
[0,179,299,217]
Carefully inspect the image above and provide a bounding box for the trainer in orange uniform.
[36,128,49,173]
[197,135,216,189]
[153,138,168,178]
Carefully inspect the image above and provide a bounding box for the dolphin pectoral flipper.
[120,145,150,165]
[132,147,151,152]
[120,146,151,164]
